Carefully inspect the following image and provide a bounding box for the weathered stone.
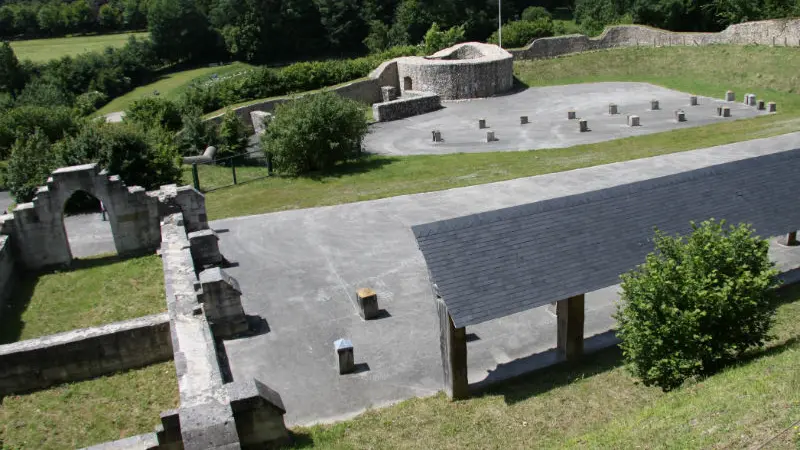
[334,339,355,374]
[436,297,468,400]
[372,91,441,122]
[381,85,398,102]
[689,95,698,106]
[726,90,735,102]
[557,294,585,362]
[188,229,223,268]
[717,105,723,116]
[722,106,731,117]
[579,119,589,132]
[432,130,443,142]
[478,119,487,129]
[485,131,496,142]
[227,379,290,449]
[197,267,249,338]
[608,103,618,115]
[758,100,766,110]
[650,99,660,110]
[567,110,577,120]
[355,287,379,320]
[769,101,777,112]
[628,115,640,127]
[520,115,529,125]
[675,110,687,122]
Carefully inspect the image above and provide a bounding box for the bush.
[73,91,109,116]
[616,220,779,391]
[216,109,249,161]
[521,6,553,22]
[178,106,219,156]
[7,129,56,202]
[487,18,555,48]
[422,22,466,54]
[262,92,368,176]
[0,160,8,191]
[125,97,184,132]
[0,106,79,159]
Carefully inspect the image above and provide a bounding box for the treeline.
[0,0,147,39]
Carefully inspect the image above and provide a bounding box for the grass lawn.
[0,254,165,344]
[95,61,255,116]
[195,45,800,221]
[0,361,177,450]
[293,287,800,448]
[9,32,149,63]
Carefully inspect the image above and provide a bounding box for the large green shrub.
[262,92,368,176]
[487,18,555,48]
[616,220,779,391]
[0,106,79,159]
[7,129,56,202]
[422,22,466,54]
[216,109,249,161]
[125,97,184,132]
[521,6,553,22]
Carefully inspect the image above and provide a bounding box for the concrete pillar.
[557,294,585,362]
[520,116,529,125]
[355,288,379,320]
[432,130,442,142]
[334,339,355,374]
[784,231,798,246]
[689,95,698,106]
[758,100,766,110]
[726,90,735,102]
[675,110,686,122]
[381,86,398,103]
[608,103,618,115]
[188,229,223,268]
[628,115,640,127]
[567,110,576,120]
[485,131,496,143]
[768,102,777,112]
[650,100,659,110]
[579,119,589,132]
[722,106,731,117]
[436,297,468,400]
[478,119,487,129]
[197,267,249,338]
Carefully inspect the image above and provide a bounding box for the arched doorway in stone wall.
[62,190,116,259]
[404,76,413,91]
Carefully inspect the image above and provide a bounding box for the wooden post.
[436,297,468,400]
[557,294,585,362]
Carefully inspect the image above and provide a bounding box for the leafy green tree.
[0,7,16,38]
[616,220,779,391]
[7,128,56,202]
[0,42,26,94]
[488,18,554,47]
[262,91,368,175]
[15,78,73,107]
[148,0,218,62]
[37,2,64,35]
[0,106,78,158]
[125,97,184,132]
[422,22,466,54]
[178,106,219,155]
[521,6,552,21]
[315,0,368,51]
[98,4,122,30]
[363,20,391,53]
[217,109,249,160]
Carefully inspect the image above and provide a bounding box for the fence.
[190,149,273,193]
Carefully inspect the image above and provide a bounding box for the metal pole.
[191,163,200,191]
[231,159,238,185]
[498,0,502,48]
[267,153,273,175]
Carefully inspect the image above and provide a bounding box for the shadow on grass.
[302,154,398,181]
[0,272,38,344]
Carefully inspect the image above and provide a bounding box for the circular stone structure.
[395,42,514,100]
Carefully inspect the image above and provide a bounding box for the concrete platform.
[364,82,770,155]
[213,132,800,426]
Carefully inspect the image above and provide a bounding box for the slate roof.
[413,148,800,328]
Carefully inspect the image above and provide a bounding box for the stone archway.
[62,190,116,259]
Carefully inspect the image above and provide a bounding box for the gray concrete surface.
[0,191,12,214]
[364,82,770,155]
[212,132,800,427]
[64,213,116,258]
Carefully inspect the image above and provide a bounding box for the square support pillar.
[784,231,798,246]
[436,297,468,400]
[557,294,585,362]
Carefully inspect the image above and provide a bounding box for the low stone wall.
[372,91,442,122]
[0,235,16,324]
[509,19,800,60]
[0,313,172,396]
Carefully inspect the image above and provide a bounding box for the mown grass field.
[9,32,149,63]
[0,254,165,343]
[0,361,177,450]
[292,286,800,448]
[95,61,255,116]
[194,46,800,221]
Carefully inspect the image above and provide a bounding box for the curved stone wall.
[396,43,514,100]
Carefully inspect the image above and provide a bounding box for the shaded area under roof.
[413,148,800,328]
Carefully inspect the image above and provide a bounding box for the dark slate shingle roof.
[413,149,800,328]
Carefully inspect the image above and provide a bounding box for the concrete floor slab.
[211,132,800,426]
[364,82,770,155]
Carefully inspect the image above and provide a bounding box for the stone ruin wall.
[509,18,800,60]
[372,91,442,122]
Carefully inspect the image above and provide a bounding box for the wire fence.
[189,149,273,193]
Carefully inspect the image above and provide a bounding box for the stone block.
[627,115,640,127]
[747,94,757,106]
[381,86,398,103]
[726,90,735,102]
[722,106,731,117]
[478,119,487,129]
[689,95,698,106]
[250,111,273,136]
[188,229,223,268]
[520,116,529,125]
[198,268,249,338]
[432,130,443,142]
[608,103,618,115]
[485,131,496,143]
[717,105,723,116]
[675,110,686,122]
[758,100,766,110]
[769,101,777,112]
[567,110,576,120]
[579,119,588,132]
[356,287,379,320]
[334,339,355,375]
[227,379,290,449]
[650,100,659,110]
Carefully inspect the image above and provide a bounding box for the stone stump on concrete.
[650,100,659,110]
[675,110,686,122]
[722,106,731,117]
[197,267,249,338]
[579,119,589,132]
[188,229,223,268]
[355,288,379,320]
[726,90,735,102]
[520,116,529,125]
[689,95,698,106]
[627,115,640,127]
[769,102,777,112]
[432,130,443,142]
[478,119,487,129]
[485,131,496,142]
[381,86,398,103]
[608,103,618,115]
[567,110,576,120]
[334,339,355,374]
[758,100,766,110]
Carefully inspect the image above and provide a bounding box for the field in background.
[96,61,255,116]
[194,46,800,221]
[9,32,149,63]
[0,361,177,450]
[0,254,165,343]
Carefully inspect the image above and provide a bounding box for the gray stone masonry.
[727,90,736,101]
[628,115,640,126]
[651,99,660,110]
[608,103,618,115]
[0,313,172,396]
[227,379,291,449]
[676,110,687,121]
[769,101,777,112]
[579,119,589,132]
[197,267,249,339]
[355,288,379,320]
[568,110,577,120]
[155,410,183,450]
[250,111,273,136]
[381,86,398,103]
[334,339,355,375]
[432,130,443,142]
[690,95,698,106]
[189,229,224,268]
[759,100,766,110]
[486,131,496,142]
[155,184,208,233]
[520,116,529,124]
[478,119,487,129]
[372,91,441,122]
[0,235,15,325]
[723,106,732,117]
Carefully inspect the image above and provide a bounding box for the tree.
[616,220,779,391]
[148,0,218,62]
[98,4,122,30]
[262,91,368,175]
[217,109,249,160]
[178,106,219,155]
[37,2,64,35]
[0,42,26,94]
[422,22,466,54]
[125,97,184,132]
[521,6,552,21]
[7,128,56,202]
[0,7,16,38]
[314,0,368,52]
[0,106,78,158]
[363,20,391,53]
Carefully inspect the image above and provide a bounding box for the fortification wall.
[0,313,172,396]
[372,91,442,122]
[509,19,800,60]
[0,236,15,324]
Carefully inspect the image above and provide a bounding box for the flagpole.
[498,0,502,48]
